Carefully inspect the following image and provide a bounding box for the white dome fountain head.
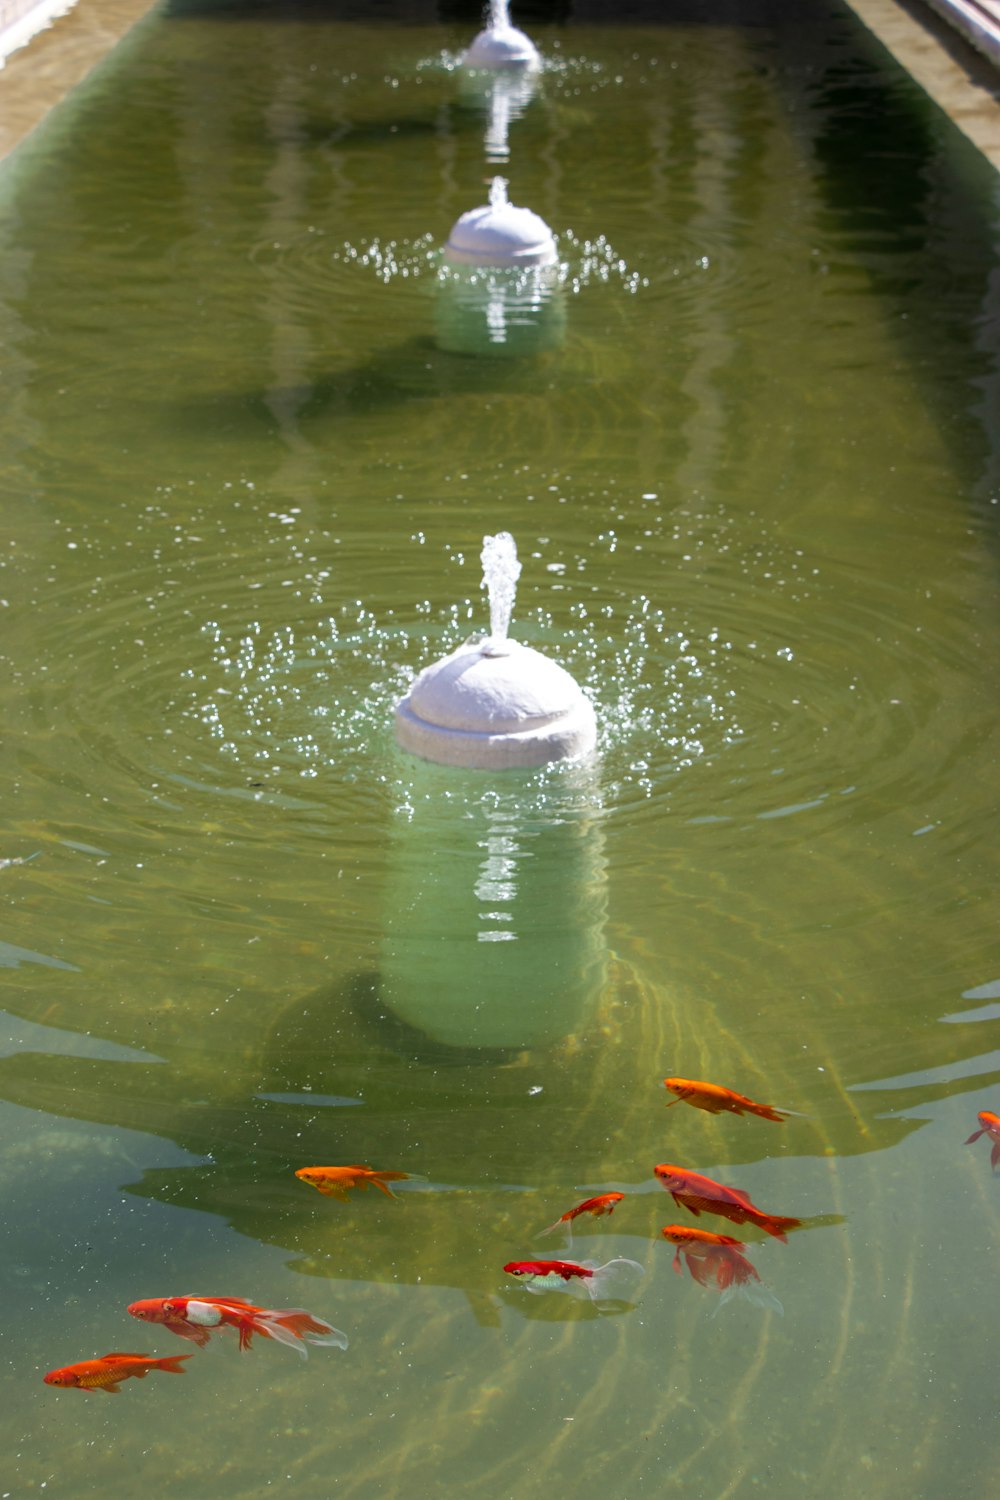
[461,0,541,71]
[394,532,597,771]
[444,176,557,270]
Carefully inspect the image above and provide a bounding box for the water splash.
[333,231,647,295]
[489,0,511,27]
[183,508,814,804]
[481,531,521,643]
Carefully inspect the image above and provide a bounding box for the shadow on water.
[776,6,1000,512]
[163,336,574,439]
[0,951,972,1294]
[161,0,573,23]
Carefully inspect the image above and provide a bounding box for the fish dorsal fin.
[101,1352,152,1360]
[184,1295,254,1307]
[728,1187,754,1205]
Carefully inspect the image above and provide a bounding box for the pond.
[0,0,998,1494]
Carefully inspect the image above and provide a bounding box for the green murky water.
[1,1,998,1494]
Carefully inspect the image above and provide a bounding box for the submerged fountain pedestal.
[380,534,604,1052]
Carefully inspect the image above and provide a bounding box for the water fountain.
[395,533,594,769]
[443,176,556,271]
[436,178,563,357]
[460,0,541,73]
[456,3,539,164]
[380,534,605,1051]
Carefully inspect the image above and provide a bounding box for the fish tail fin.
[964,1129,985,1144]
[739,1280,784,1314]
[714,1255,737,1291]
[303,1328,350,1351]
[585,1257,644,1302]
[749,1103,788,1123]
[265,1310,349,1351]
[731,1256,761,1287]
[155,1355,192,1374]
[759,1214,801,1243]
[991,1142,1000,1173]
[253,1316,309,1359]
[713,1281,784,1316]
[372,1172,408,1199]
[537,1217,568,1240]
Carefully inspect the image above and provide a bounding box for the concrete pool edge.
[0,0,158,164]
[843,0,1000,166]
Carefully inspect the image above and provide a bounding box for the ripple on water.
[3,476,982,914]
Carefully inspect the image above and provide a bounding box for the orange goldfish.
[44,1351,191,1394]
[663,1077,788,1122]
[539,1192,625,1240]
[127,1296,348,1358]
[661,1225,782,1313]
[965,1110,1000,1171]
[295,1164,409,1201]
[503,1257,643,1302]
[654,1163,801,1242]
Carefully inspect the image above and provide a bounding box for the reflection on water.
[0,0,999,1496]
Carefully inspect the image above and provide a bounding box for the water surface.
[0,2,998,1496]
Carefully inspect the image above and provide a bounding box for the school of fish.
[43,1073,997,1390]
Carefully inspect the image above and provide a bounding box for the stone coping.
[0,0,157,164]
[842,0,1000,167]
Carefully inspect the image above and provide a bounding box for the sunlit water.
[0,1,999,1495]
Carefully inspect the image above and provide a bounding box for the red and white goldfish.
[663,1077,788,1123]
[654,1164,801,1242]
[965,1110,1000,1171]
[503,1257,643,1302]
[661,1225,783,1313]
[539,1192,625,1241]
[44,1351,191,1394]
[295,1165,409,1201]
[127,1296,348,1358]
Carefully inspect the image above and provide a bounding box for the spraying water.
[481,531,522,649]
[489,0,511,28]
[489,176,509,211]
